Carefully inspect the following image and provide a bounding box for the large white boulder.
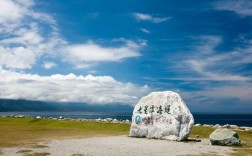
[129,91,194,141]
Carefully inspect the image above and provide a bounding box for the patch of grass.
[16,149,32,154]
[0,117,130,148]
[30,144,49,148]
[200,153,218,156]
[24,152,50,156]
[231,130,252,156]
[71,154,85,156]
[189,126,216,138]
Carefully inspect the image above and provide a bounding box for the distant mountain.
[0,99,134,112]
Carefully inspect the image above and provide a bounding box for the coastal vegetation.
[0,117,251,155]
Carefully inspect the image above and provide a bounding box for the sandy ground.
[1,136,233,156]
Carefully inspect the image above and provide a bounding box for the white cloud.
[163,35,252,111]
[170,35,252,81]
[213,0,252,17]
[140,28,150,34]
[187,60,249,81]
[180,81,252,110]
[0,0,26,25]
[42,61,57,69]
[133,13,170,23]
[0,0,150,104]
[0,0,144,70]
[198,83,252,102]
[0,0,65,70]
[63,39,145,68]
[0,70,150,104]
[0,46,36,69]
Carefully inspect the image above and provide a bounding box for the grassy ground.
[0,117,251,155]
[0,117,130,147]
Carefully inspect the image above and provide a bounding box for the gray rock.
[203,124,211,127]
[230,125,238,129]
[223,124,230,128]
[112,119,118,123]
[95,118,102,122]
[15,115,25,118]
[209,128,241,146]
[58,116,64,119]
[129,91,194,141]
[106,118,113,122]
[35,116,41,119]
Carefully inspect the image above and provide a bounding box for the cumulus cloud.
[42,61,57,69]
[0,70,150,104]
[133,13,170,23]
[0,0,150,105]
[0,46,36,69]
[0,0,144,70]
[0,0,65,70]
[213,0,252,17]
[63,39,145,68]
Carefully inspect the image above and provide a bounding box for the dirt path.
[1,136,233,156]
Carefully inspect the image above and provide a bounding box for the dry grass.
[29,144,49,149]
[70,154,85,156]
[230,130,252,156]
[0,117,130,148]
[24,152,50,156]
[189,126,216,139]
[16,149,33,154]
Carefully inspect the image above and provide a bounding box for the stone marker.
[209,128,241,146]
[129,91,194,141]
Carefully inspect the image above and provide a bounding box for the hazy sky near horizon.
[0,0,252,113]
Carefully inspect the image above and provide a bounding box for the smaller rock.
[195,123,201,126]
[36,116,41,119]
[203,124,210,127]
[230,125,238,129]
[95,118,102,122]
[112,119,118,123]
[15,115,25,118]
[106,118,113,122]
[223,124,231,128]
[209,128,241,146]
[58,116,64,120]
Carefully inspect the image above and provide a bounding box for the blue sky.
[0,0,252,113]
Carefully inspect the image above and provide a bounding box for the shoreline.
[1,115,252,132]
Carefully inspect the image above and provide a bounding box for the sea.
[0,111,252,127]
